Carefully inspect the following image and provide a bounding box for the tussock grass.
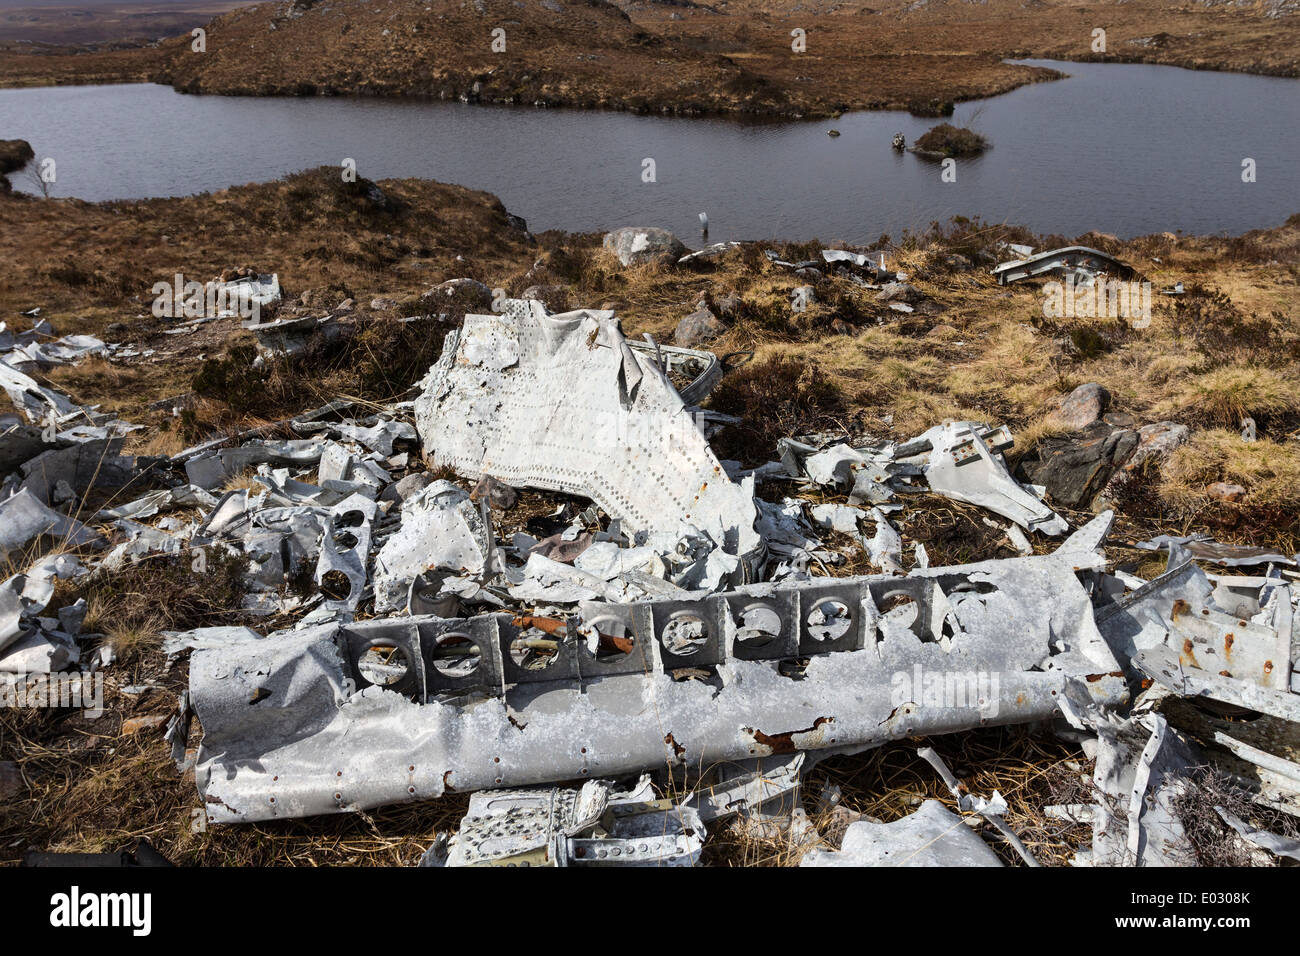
[707,354,848,463]
[1159,365,1300,427]
[1009,414,1075,461]
[1160,429,1300,511]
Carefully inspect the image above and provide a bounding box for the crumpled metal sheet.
[624,338,725,407]
[423,777,705,867]
[917,744,1039,865]
[1135,646,1300,723]
[991,246,1134,286]
[1096,558,1297,711]
[0,358,136,436]
[0,358,84,423]
[1095,559,1214,673]
[0,415,53,476]
[372,481,489,613]
[864,507,903,573]
[1089,711,1200,867]
[902,422,1067,536]
[413,300,759,566]
[185,438,328,489]
[16,439,152,505]
[314,493,377,616]
[677,753,807,823]
[216,272,281,316]
[1135,534,1296,568]
[801,800,1003,867]
[94,484,217,522]
[100,518,185,569]
[779,421,1066,536]
[0,488,100,560]
[188,548,1127,823]
[0,554,85,671]
[1214,807,1300,861]
[3,333,106,370]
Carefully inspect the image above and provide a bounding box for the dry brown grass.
[3,159,1300,866]
[1161,429,1300,512]
[0,693,473,865]
[705,728,1093,867]
[1159,365,1300,428]
[1009,414,1075,461]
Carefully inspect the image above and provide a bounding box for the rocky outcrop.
[1019,420,1139,511]
[875,281,923,304]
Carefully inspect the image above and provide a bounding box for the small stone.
[471,474,518,511]
[675,305,727,348]
[426,278,493,310]
[381,472,432,504]
[122,714,168,735]
[51,480,76,507]
[1207,482,1247,503]
[1132,421,1189,464]
[875,281,921,304]
[521,285,570,311]
[714,291,742,319]
[1103,411,1137,428]
[1049,383,1110,431]
[602,227,688,267]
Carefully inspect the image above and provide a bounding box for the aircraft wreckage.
[8,297,1298,865]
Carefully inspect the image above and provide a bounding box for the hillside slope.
[2,0,1298,115]
[153,0,797,113]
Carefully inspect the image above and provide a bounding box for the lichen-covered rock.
[425,278,493,310]
[875,281,922,304]
[603,227,688,267]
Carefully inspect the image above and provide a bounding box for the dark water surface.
[2,59,1298,241]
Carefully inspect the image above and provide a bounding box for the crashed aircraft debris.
[187,538,1127,823]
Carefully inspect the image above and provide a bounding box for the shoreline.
[3,50,1297,120]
